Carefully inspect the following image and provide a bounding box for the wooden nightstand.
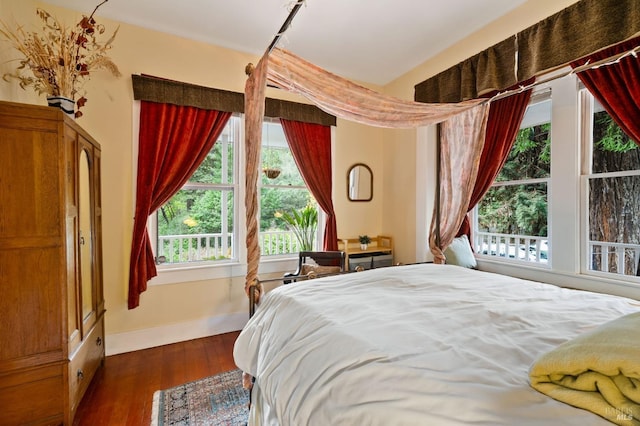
[338,235,393,270]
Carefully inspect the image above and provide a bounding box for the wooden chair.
[284,251,346,284]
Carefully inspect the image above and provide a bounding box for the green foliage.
[260,187,313,231]
[260,147,305,186]
[275,205,318,251]
[157,188,233,237]
[514,189,548,236]
[479,120,551,237]
[359,235,371,244]
[262,146,282,170]
[498,124,550,182]
[594,113,637,153]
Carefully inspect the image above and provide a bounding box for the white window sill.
[149,256,299,286]
[477,258,640,301]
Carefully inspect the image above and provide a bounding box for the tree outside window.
[585,96,640,276]
[475,95,550,263]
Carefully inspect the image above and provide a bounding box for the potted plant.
[262,146,282,179]
[359,235,371,250]
[275,205,318,251]
[0,0,121,118]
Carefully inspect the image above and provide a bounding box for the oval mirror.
[347,163,373,202]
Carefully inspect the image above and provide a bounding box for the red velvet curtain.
[457,79,534,238]
[279,118,338,250]
[571,36,640,146]
[129,101,231,309]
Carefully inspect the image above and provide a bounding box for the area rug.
[151,369,249,425]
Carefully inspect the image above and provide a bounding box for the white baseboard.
[105,312,248,356]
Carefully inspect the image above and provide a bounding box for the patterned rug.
[151,369,249,425]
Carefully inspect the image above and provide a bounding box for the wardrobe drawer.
[68,316,105,416]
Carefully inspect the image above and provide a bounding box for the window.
[259,119,318,255]
[582,92,640,278]
[150,115,320,268]
[475,92,551,264]
[154,115,239,265]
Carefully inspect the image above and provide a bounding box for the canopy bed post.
[244,56,267,304]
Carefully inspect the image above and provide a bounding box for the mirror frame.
[347,163,373,202]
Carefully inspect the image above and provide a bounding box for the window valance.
[131,74,336,126]
[415,0,640,103]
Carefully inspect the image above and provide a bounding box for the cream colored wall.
[0,0,40,106]
[333,119,384,239]
[381,0,581,265]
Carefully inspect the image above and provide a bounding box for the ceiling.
[42,0,527,85]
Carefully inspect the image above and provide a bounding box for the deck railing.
[157,230,307,263]
[588,241,640,276]
[474,231,640,276]
[474,232,548,264]
[158,230,640,276]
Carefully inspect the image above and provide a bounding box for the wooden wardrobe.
[0,100,105,424]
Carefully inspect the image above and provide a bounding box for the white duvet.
[234,264,640,425]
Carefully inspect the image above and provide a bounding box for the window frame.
[140,112,322,286]
[473,89,552,267]
[257,118,323,258]
[149,113,241,269]
[579,87,640,283]
[475,73,640,296]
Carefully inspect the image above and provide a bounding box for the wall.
[0,0,385,354]
[333,119,384,238]
[0,1,40,106]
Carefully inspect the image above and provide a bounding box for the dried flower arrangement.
[0,0,121,117]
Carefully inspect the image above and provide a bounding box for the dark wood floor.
[73,331,241,425]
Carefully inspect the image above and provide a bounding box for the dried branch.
[0,1,120,117]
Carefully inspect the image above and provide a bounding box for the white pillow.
[444,235,477,268]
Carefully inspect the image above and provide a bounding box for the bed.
[234,264,640,425]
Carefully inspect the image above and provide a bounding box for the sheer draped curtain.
[428,104,490,263]
[280,118,338,251]
[457,80,535,241]
[243,48,489,297]
[571,37,640,146]
[128,101,231,309]
[267,48,483,127]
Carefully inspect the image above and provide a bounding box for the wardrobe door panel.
[0,127,60,238]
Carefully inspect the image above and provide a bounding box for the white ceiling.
[42,0,527,85]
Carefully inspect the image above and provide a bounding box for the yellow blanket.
[530,312,640,425]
